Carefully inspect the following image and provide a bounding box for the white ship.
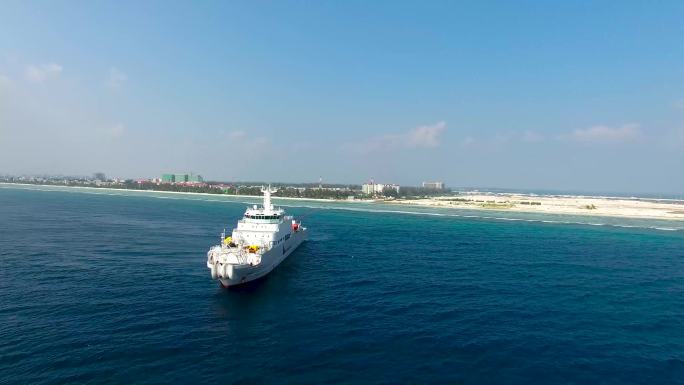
[206,186,307,287]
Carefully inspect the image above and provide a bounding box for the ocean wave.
[652,227,678,231]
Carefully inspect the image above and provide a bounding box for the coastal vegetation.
[3,178,446,201]
[380,186,451,199]
[109,181,358,200]
[0,177,356,199]
[479,202,514,209]
[444,197,541,207]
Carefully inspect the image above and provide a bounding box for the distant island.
[2,174,684,221]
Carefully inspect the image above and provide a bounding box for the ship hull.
[218,229,307,287]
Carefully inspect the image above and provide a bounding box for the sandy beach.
[391,193,684,221]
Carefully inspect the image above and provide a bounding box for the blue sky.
[1,1,683,193]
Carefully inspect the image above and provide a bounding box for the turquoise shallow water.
[1,186,683,384]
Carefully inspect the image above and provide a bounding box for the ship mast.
[261,184,278,213]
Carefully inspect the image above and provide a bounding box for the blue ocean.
[1,185,683,384]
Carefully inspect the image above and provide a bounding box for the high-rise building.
[161,173,204,184]
[422,181,444,190]
[187,173,203,183]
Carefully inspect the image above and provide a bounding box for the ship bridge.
[242,185,285,223]
[232,185,295,246]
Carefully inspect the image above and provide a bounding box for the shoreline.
[0,182,357,203]
[2,182,684,222]
[389,194,684,221]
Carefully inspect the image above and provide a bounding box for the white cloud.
[106,67,127,88]
[457,130,543,149]
[403,121,446,147]
[664,124,684,148]
[521,130,544,143]
[460,136,476,147]
[227,130,246,140]
[567,123,641,143]
[493,132,513,144]
[218,129,270,149]
[354,121,447,152]
[25,63,63,83]
[108,123,126,138]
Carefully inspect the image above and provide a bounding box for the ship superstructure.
[207,186,307,287]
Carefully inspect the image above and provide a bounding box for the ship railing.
[237,218,282,225]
